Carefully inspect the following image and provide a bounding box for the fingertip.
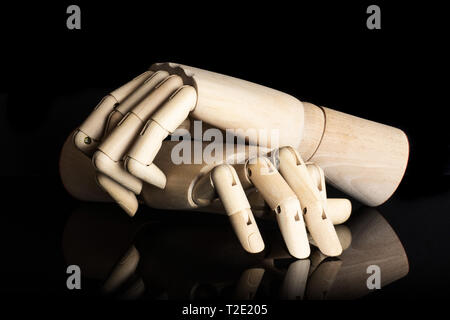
[125,158,167,189]
[327,198,352,225]
[247,233,265,253]
[228,210,265,254]
[320,244,343,257]
[118,200,138,217]
[275,199,311,259]
[96,173,139,217]
[286,241,311,260]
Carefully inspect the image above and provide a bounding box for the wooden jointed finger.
[98,75,184,162]
[104,70,170,133]
[74,71,154,155]
[92,151,143,194]
[324,199,352,225]
[307,163,352,225]
[125,85,197,186]
[95,173,139,215]
[278,147,342,257]
[73,70,178,216]
[210,164,265,253]
[246,157,310,259]
[91,75,185,216]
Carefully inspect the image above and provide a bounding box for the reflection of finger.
[74,71,154,155]
[279,147,342,257]
[125,85,197,185]
[306,259,342,300]
[118,278,146,300]
[280,259,310,300]
[247,157,310,259]
[211,164,264,253]
[308,250,328,275]
[102,245,140,294]
[234,268,265,300]
[96,173,138,216]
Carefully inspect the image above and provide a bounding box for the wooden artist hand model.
[60,62,409,259]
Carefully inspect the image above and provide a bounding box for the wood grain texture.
[151,63,409,206]
[310,107,409,206]
[59,132,111,202]
[152,62,305,150]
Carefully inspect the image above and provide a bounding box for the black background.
[0,0,448,310]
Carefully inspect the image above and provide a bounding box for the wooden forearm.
[151,63,408,206]
[308,107,409,206]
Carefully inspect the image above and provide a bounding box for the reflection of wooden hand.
[62,206,408,300]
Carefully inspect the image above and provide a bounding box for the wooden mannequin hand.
[66,62,408,257]
[71,63,409,219]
